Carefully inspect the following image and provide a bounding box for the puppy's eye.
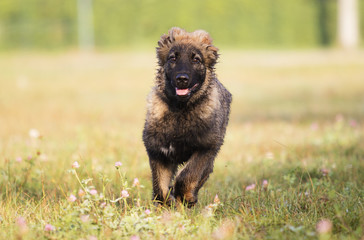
[193,57,201,63]
[169,56,176,62]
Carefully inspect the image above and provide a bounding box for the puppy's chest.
[158,110,209,138]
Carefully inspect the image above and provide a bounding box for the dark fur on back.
[143,27,232,206]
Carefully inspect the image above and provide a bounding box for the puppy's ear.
[156,34,172,66]
[192,30,213,45]
[168,27,186,41]
[192,30,219,67]
[157,27,189,66]
[205,45,219,68]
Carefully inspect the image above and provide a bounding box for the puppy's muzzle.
[175,73,190,89]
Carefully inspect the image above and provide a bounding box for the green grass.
[0,50,363,239]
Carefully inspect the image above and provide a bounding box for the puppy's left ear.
[206,45,219,68]
[191,30,218,67]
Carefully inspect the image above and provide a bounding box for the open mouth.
[175,83,199,96]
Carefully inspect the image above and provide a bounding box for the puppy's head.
[156,27,219,102]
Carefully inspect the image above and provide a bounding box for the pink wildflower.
[68,194,77,202]
[316,219,333,234]
[245,183,256,191]
[130,235,141,240]
[16,217,28,233]
[72,161,80,169]
[262,179,268,188]
[89,189,97,195]
[16,217,27,227]
[80,215,90,223]
[16,157,22,162]
[44,224,56,231]
[121,190,129,198]
[78,189,85,197]
[349,119,358,128]
[133,178,140,187]
[145,209,151,215]
[214,194,221,204]
[115,161,122,169]
[88,236,98,240]
[310,122,319,131]
[320,168,330,177]
[100,202,107,208]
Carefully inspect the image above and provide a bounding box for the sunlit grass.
[0,50,363,239]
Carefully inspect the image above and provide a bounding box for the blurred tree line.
[0,0,362,50]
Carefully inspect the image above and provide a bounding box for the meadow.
[0,50,363,239]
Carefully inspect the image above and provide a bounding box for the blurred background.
[0,0,363,50]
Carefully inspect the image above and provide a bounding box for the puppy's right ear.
[156,34,172,66]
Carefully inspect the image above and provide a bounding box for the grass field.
[0,50,363,239]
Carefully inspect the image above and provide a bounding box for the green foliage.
[0,0,362,50]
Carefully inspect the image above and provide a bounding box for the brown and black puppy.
[143,27,232,207]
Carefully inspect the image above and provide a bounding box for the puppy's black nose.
[176,73,189,87]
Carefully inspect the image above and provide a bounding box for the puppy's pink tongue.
[176,88,189,96]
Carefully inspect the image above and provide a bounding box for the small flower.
[16,217,27,227]
[320,168,330,177]
[80,215,90,223]
[16,217,28,233]
[68,194,77,202]
[100,202,107,208]
[132,178,140,187]
[316,219,333,234]
[245,183,256,191]
[89,189,97,195]
[72,161,80,169]
[78,189,85,197]
[29,129,40,139]
[15,157,22,162]
[262,179,268,188]
[88,236,98,240]
[44,224,56,231]
[349,119,358,128]
[310,122,319,131]
[145,209,151,215]
[214,194,221,204]
[115,161,122,169]
[121,190,129,198]
[130,236,140,240]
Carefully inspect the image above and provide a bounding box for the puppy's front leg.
[173,149,216,207]
[149,155,177,205]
